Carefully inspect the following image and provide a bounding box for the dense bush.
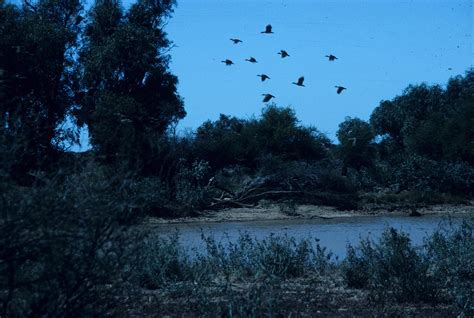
[343,221,473,316]
[137,232,193,289]
[194,105,330,170]
[174,159,213,210]
[392,156,474,195]
[336,117,376,173]
[426,220,473,315]
[137,232,333,287]
[0,164,146,316]
[343,228,437,302]
[371,71,474,164]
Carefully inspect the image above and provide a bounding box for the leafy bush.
[194,106,330,170]
[343,221,473,315]
[426,220,473,316]
[137,231,333,286]
[393,155,474,195]
[174,159,213,210]
[0,164,144,317]
[136,232,193,289]
[343,228,438,303]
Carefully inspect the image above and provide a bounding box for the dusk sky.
[75,0,473,150]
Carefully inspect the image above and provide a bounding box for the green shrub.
[394,155,474,195]
[426,220,474,316]
[343,239,373,289]
[136,232,193,289]
[343,228,438,303]
[174,159,213,210]
[0,164,144,317]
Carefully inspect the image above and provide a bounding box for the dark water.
[152,215,471,258]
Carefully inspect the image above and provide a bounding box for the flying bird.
[221,59,234,66]
[335,86,346,94]
[257,74,270,81]
[261,24,274,34]
[325,54,338,61]
[262,94,275,102]
[245,57,258,63]
[230,38,243,44]
[292,76,305,87]
[278,50,290,58]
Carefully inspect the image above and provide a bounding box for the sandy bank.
[147,203,474,225]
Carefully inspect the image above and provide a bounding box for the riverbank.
[147,202,474,225]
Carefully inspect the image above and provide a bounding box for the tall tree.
[370,70,474,163]
[78,0,185,171]
[0,0,82,181]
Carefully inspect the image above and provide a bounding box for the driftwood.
[207,182,358,211]
[209,190,301,209]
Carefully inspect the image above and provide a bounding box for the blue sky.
[75,0,472,150]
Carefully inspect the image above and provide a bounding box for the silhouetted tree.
[194,106,330,169]
[195,114,251,169]
[0,0,82,182]
[370,70,474,164]
[77,0,184,171]
[254,105,330,161]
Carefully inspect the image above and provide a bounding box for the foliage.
[343,222,474,315]
[195,105,330,170]
[137,231,333,287]
[343,228,437,303]
[0,164,145,316]
[370,70,474,164]
[137,231,192,289]
[426,220,473,315]
[0,0,82,181]
[336,116,376,172]
[393,155,474,195]
[77,0,184,169]
[174,159,212,210]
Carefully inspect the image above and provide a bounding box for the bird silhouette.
[335,86,346,94]
[245,57,258,63]
[325,54,338,61]
[292,76,305,87]
[278,50,290,58]
[261,24,274,34]
[262,94,275,102]
[221,59,234,66]
[257,74,270,81]
[230,38,243,44]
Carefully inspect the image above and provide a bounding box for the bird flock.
[221,24,347,103]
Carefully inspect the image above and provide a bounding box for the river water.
[151,215,471,258]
